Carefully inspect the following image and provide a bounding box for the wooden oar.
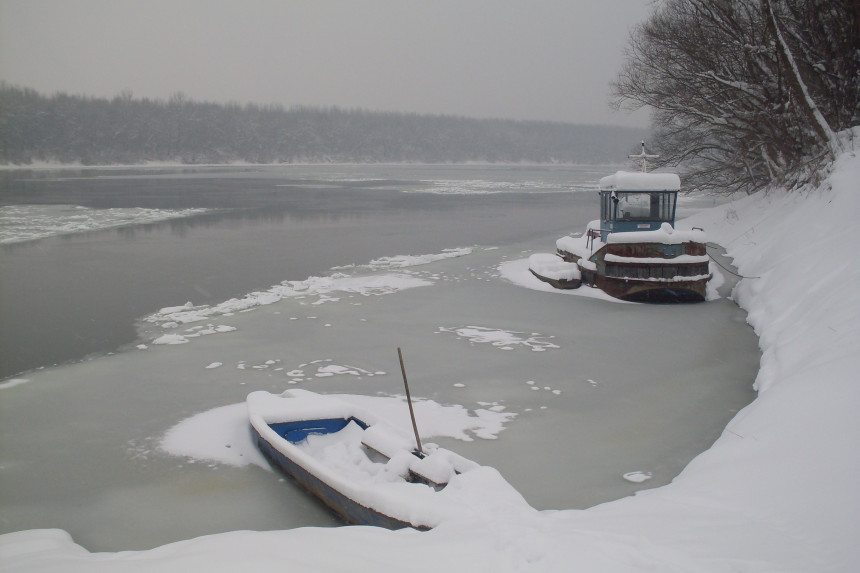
[397,347,425,458]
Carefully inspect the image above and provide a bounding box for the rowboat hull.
[251,419,418,529]
[247,389,481,530]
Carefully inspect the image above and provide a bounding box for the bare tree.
[613,0,859,194]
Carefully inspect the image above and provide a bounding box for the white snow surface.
[245,390,504,529]
[556,221,602,259]
[159,391,516,471]
[527,253,581,281]
[3,137,859,571]
[499,257,627,303]
[599,170,681,191]
[607,222,707,245]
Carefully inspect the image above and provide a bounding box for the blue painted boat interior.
[268,417,369,443]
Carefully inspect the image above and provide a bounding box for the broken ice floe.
[144,273,433,331]
[622,471,653,483]
[0,204,211,244]
[437,326,559,352]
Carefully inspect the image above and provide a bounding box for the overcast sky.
[0,0,653,127]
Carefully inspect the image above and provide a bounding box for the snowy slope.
[2,135,858,572]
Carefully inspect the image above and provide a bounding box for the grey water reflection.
[0,166,597,379]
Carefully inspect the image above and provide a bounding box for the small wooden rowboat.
[247,388,482,530]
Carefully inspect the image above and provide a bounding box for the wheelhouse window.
[601,191,676,223]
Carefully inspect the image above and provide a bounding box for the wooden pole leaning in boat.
[397,347,425,458]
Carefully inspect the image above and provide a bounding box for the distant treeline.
[0,84,647,166]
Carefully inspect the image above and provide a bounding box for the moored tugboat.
[530,143,711,302]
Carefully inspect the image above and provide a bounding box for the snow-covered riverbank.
[2,140,858,571]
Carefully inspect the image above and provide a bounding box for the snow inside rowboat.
[247,389,531,529]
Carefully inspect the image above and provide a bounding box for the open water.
[0,164,603,379]
[0,164,758,551]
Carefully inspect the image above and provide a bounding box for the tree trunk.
[763,0,840,155]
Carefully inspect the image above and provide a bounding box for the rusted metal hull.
[593,275,708,302]
[558,240,710,303]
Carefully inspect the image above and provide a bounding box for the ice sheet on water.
[0,378,30,390]
[436,325,559,352]
[405,179,595,195]
[152,334,190,345]
[622,471,653,483]
[143,253,478,331]
[0,204,210,244]
[332,247,473,271]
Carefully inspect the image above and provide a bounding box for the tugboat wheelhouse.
[598,171,680,241]
[527,142,712,303]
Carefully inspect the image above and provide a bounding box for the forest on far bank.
[0,84,647,166]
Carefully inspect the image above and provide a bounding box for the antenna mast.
[628,140,659,172]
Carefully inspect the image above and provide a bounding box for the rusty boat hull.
[557,237,711,303]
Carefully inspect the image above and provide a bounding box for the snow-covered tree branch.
[612,0,859,194]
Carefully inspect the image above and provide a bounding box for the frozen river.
[0,164,758,552]
[0,164,603,379]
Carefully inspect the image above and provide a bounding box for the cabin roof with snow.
[599,171,681,192]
